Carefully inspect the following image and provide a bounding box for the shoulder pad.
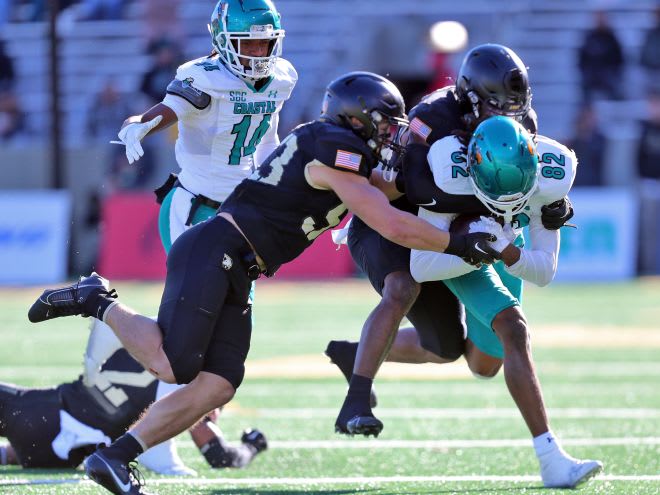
[166,78,211,110]
[409,88,464,145]
[427,136,473,195]
[534,135,577,203]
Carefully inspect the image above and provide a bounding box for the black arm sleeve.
[401,144,489,215]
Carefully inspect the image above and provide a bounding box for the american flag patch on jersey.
[410,117,432,140]
[335,150,362,171]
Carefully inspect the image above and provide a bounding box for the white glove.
[116,115,162,164]
[469,216,510,252]
[502,223,519,244]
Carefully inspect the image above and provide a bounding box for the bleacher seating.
[1,0,657,147]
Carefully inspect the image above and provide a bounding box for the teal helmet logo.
[467,116,538,222]
[209,0,284,80]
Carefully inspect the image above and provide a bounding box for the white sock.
[533,430,566,460]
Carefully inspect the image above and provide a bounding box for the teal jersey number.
[540,152,566,180]
[229,114,272,165]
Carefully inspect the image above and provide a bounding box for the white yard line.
[2,474,659,487]
[222,407,660,419]
[174,437,660,449]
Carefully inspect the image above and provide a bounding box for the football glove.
[469,216,510,252]
[116,115,162,164]
[445,232,501,266]
[541,196,574,230]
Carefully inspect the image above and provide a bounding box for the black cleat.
[335,414,383,438]
[241,428,268,454]
[325,340,378,408]
[84,450,151,495]
[28,272,116,323]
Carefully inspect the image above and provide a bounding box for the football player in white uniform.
[116,0,297,250]
[406,116,602,488]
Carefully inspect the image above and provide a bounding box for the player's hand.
[469,216,510,252]
[445,232,501,266]
[116,115,162,164]
[541,196,574,230]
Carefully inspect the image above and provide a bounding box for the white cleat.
[541,456,603,488]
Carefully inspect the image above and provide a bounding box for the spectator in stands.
[637,89,660,181]
[140,38,183,105]
[0,88,25,141]
[636,88,660,274]
[0,40,14,91]
[640,6,660,94]
[142,0,184,49]
[577,10,624,103]
[87,78,133,142]
[568,105,606,186]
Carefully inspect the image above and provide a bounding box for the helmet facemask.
[209,2,284,80]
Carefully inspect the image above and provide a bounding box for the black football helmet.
[456,44,532,125]
[321,71,408,159]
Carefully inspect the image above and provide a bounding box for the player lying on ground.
[0,319,266,473]
[27,71,499,495]
[329,116,602,489]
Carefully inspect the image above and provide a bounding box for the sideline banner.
[98,193,166,279]
[98,194,356,280]
[0,190,72,284]
[554,187,638,281]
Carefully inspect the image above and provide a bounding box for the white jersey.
[162,55,297,202]
[410,134,577,286]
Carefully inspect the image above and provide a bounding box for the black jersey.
[58,349,157,440]
[221,121,376,271]
[409,85,538,145]
[402,86,537,214]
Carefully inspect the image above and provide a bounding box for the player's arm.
[308,165,497,264]
[500,218,559,287]
[409,209,481,282]
[369,168,403,201]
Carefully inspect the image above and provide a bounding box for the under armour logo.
[268,90,278,98]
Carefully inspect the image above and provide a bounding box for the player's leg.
[446,265,602,488]
[84,217,255,494]
[332,218,417,436]
[392,280,465,364]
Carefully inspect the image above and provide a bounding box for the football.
[449,213,483,236]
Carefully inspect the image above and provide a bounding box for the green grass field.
[1,279,659,494]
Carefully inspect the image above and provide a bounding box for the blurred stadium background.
[1,0,660,493]
[0,0,659,282]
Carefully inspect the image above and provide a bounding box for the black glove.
[445,232,501,266]
[541,196,574,230]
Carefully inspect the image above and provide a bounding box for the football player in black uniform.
[327,44,575,437]
[27,71,499,495]
[0,320,266,472]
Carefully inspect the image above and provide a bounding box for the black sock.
[82,291,117,321]
[101,433,144,464]
[344,374,373,413]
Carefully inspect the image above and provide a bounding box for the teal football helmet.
[209,0,284,80]
[467,116,539,222]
